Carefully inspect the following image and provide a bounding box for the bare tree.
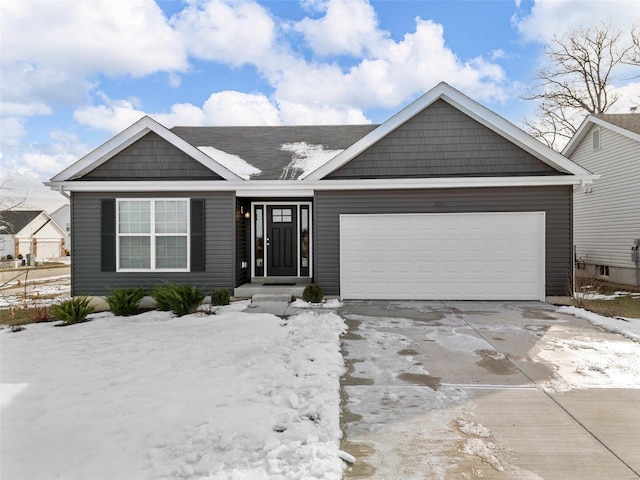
[522,21,640,150]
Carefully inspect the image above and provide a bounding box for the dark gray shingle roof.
[594,113,640,135]
[171,125,378,180]
[0,210,43,234]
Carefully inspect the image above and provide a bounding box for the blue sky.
[1,0,639,210]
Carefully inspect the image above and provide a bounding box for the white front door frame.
[250,201,313,279]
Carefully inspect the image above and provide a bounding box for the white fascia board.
[45,175,594,196]
[49,116,243,182]
[562,116,593,157]
[563,115,640,157]
[304,82,593,181]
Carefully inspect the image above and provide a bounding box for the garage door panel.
[340,212,545,301]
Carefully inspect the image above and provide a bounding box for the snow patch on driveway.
[536,329,640,392]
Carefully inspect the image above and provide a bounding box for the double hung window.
[117,199,189,271]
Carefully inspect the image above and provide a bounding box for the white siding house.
[0,210,67,262]
[563,114,640,286]
[50,204,71,253]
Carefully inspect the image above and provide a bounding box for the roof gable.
[80,132,225,181]
[50,116,243,182]
[563,114,640,157]
[0,210,46,235]
[306,82,593,181]
[326,99,560,179]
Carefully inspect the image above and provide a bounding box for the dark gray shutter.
[101,199,116,272]
[191,199,205,271]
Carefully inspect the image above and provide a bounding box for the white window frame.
[116,198,190,272]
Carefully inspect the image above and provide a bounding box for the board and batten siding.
[71,191,235,296]
[327,99,560,179]
[572,125,640,271]
[314,186,572,297]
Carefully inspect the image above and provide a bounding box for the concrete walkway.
[337,301,640,479]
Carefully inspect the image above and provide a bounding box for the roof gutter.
[45,174,598,195]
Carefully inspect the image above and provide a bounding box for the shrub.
[29,306,53,323]
[51,297,95,325]
[151,283,204,317]
[302,284,324,303]
[106,287,145,316]
[211,288,231,306]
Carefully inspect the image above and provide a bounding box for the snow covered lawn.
[0,303,347,479]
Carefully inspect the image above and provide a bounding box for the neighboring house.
[45,82,595,300]
[563,113,640,287]
[50,204,71,253]
[0,210,67,261]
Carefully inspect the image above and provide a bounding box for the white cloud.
[0,0,187,115]
[295,0,387,57]
[0,102,52,117]
[0,131,90,212]
[0,118,27,149]
[278,100,369,125]
[173,0,277,66]
[515,0,640,43]
[72,90,369,132]
[199,91,282,125]
[272,18,508,110]
[73,100,147,135]
[609,82,640,113]
[1,0,186,76]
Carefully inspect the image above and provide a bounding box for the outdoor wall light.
[244,211,251,219]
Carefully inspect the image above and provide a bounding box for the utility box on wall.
[632,239,640,264]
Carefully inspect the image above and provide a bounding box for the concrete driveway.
[337,301,640,479]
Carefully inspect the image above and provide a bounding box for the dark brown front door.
[267,205,297,276]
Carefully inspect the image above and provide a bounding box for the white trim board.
[46,174,594,196]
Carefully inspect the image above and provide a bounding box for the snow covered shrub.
[51,297,95,325]
[106,287,145,316]
[302,284,324,303]
[151,283,204,317]
[211,288,231,306]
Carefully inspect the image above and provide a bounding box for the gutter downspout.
[57,187,70,200]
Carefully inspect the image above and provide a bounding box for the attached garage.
[339,212,545,301]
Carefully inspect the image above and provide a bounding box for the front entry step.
[251,294,292,303]
[234,282,307,299]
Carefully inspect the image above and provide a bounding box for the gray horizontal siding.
[327,99,560,179]
[572,124,640,269]
[314,186,572,297]
[71,191,234,296]
[80,132,223,181]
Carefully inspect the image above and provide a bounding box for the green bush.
[151,283,204,317]
[211,288,231,306]
[106,287,145,316]
[51,297,95,325]
[302,284,324,303]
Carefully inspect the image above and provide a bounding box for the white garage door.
[340,212,545,301]
[36,240,62,260]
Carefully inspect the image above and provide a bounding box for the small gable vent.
[592,128,601,151]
